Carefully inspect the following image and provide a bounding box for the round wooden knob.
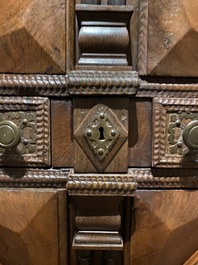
[0,120,20,149]
[183,120,198,150]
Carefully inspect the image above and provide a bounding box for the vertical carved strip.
[137,0,148,75]
[78,250,92,265]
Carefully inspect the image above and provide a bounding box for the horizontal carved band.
[0,74,67,96]
[1,74,198,98]
[67,172,137,196]
[0,168,69,188]
[130,168,198,188]
[138,80,198,98]
[73,232,123,250]
[68,71,139,95]
[3,167,198,189]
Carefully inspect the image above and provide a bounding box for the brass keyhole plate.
[84,108,120,160]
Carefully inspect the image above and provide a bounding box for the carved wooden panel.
[0,97,50,167]
[67,171,137,196]
[0,189,67,265]
[71,197,123,250]
[0,0,65,73]
[153,98,198,168]
[131,190,198,265]
[73,98,128,173]
[75,1,133,70]
[138,0,198,77]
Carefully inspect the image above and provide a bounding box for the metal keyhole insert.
[84,108,120,161]
[99,127,105,140]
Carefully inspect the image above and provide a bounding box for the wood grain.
[0,188,67,265]
[128,99,152,167]
[184,250,198,265]
[0,0,65,73]
[131,190,198,265]
[148,0,198,77]
[51,100,73,167]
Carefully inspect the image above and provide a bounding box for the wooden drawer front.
[131,190,198,265]
[0,0,65,74]
[153,98,198,168]
[0,97,50,167]
[0,189,67,265]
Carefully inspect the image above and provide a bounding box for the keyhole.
[99,127,105,140]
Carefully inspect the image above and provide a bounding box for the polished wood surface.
[51,100,73,167]
[0,189,67,265]
[184,250,198,265]
[148,0,198,76]
[0,0,197,264]
[129,99,152,167]
[0,0,65,73]
[131,190,198,265]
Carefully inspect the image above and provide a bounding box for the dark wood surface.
[129,99,152,167]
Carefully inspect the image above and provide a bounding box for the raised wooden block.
[71,197,123,250]
[75,4,133,69]
[0,0,65,73]
[148,0,198,76]
[0,189,67,265]
[131,190,198,265]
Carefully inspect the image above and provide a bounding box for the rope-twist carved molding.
[68,71,139,95]
[67,172,137,196]
[0,168,70,188]
[130,168,198,188]
[0,74,68,96]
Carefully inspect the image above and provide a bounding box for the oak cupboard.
[0,0,198,265]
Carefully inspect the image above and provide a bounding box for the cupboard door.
[131,190,198,265]
[0,189,67,265]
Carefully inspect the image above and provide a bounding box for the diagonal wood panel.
[148,0,198,77]
[0,0,65,74]
[0,189,66,265]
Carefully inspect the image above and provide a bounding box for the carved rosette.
[153,98,198,167]
[0,97,50,166]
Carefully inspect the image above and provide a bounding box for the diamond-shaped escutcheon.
[74,104,128,172]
